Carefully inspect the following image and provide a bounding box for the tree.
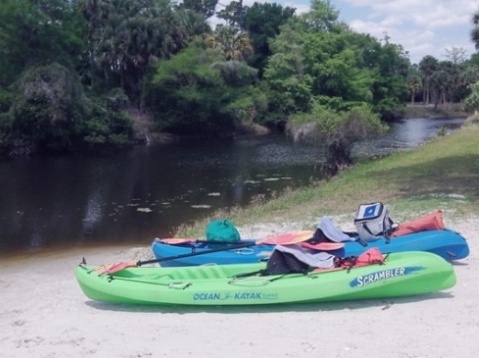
[263,22,313,119]
[206,25,253,61]
[419,55,439,104]
[78,0,208,105]
[370,41,410,119]
[0,0,85,86]
[5,62,132,150]
[444,47,467,64]
[471,9,479,49]
[457,61,479,101]
[262,4,410,122]
[144,39,266,134]
[302,31,374,102]
[407,64,422,103]
[216,0,246,28]
[301,0,340,32]
[287,103,385,176]
[464,81,479,113]
[243,2,296,76]
[175,6,212,38]
[9,63,87,149]
[176,0,218,19]
[429,61,454,105]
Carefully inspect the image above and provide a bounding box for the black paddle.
[101,241,259,274]
[139,241,258,266]
[155,238,257,246]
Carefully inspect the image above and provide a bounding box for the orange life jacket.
[391,211,445,237]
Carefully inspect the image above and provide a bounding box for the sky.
[218,0,479,65]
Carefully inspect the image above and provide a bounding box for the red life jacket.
[335,247,385,269]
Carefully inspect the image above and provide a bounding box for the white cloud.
[209,0,309,30]
[209,0,478,63]
[334,0,478,63]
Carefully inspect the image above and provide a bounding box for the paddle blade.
[95,260,137,275]
[257,230,314,245]
[157,238,197,245]
[300,241,344,251]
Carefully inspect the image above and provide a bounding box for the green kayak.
[74,251,456,306]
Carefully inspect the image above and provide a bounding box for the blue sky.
[235,0,479,64]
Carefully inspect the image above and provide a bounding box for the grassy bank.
[177,123,479,236]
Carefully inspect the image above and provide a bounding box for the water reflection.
[0,117,465,256]
[82,191,104,232]
[354,117,465,157]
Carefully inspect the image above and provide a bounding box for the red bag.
[391,211,445,237]
[335,248,384,268]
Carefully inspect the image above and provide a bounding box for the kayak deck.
[151,229,469,267]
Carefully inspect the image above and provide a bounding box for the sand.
[1,214,478,358]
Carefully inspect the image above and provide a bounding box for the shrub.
[287,103,386,176]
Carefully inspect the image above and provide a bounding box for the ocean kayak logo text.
[193,292,278,301]
[350,266,425,288]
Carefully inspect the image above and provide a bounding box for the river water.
[0,117,465,257]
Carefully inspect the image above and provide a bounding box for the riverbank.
[2,124,478,358]
[177,122,479,237]
[401,102,468,119]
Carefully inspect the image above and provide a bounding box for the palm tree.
[79,0,208,104]
[429,61,453,106]
[206,25,253,61]
[419,55,439,104]
[407,64,422,104]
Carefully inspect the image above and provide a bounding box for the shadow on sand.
[84,291,455,314]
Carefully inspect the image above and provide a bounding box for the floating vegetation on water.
[137,207,152,213]
[191,204,212,209]
[244,180,261,185]
[208,192,221,196]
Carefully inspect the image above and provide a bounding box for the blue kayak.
[151,239,271,267]
[150,229,469,267]
[324,229,469,260]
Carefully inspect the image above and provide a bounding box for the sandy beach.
[1,213,478,358]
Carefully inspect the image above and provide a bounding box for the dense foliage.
[0,0,478,157]
[144,39,267,135]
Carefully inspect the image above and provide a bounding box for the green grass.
[176,124,479,236]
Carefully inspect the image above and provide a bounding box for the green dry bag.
[205,219,241,242]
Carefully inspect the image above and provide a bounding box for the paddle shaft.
[137,241,258,266]
[159,239,257,245]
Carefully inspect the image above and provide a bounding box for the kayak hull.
[151,229,469,267]
[75,251,456,306]
[329,229,469,260]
